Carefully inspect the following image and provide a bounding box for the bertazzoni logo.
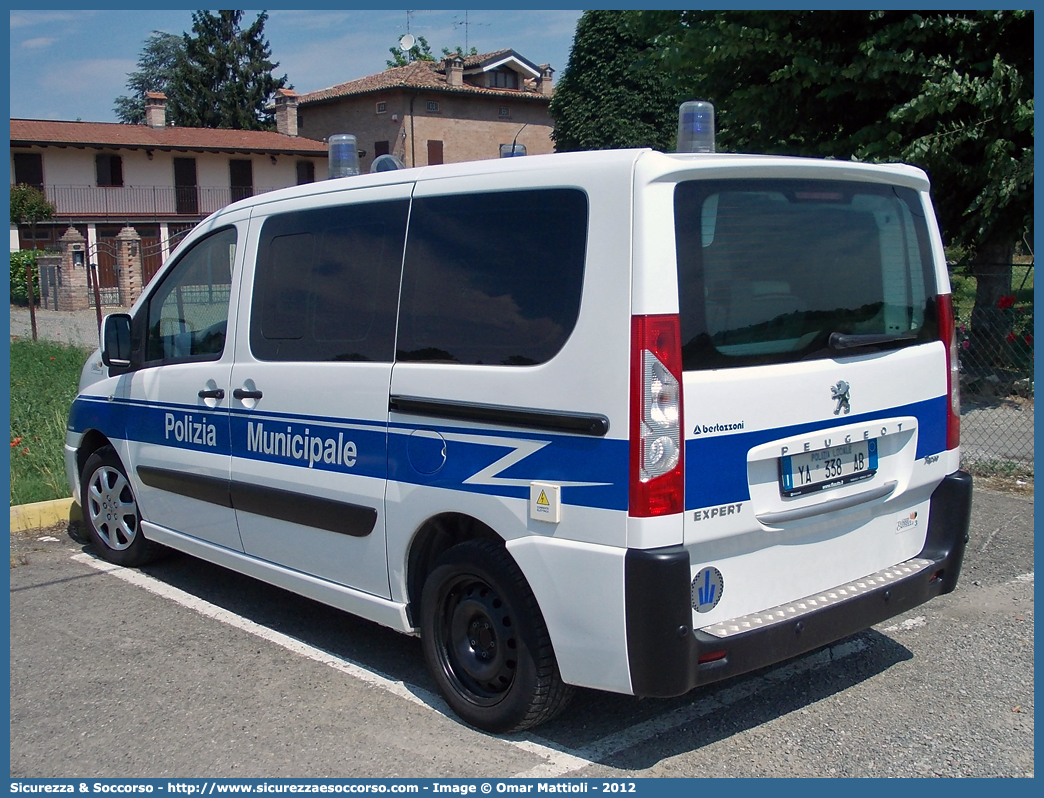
[691,420,745,435]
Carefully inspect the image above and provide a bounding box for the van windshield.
[674,179,939,371]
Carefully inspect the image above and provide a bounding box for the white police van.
[67,108,972,733]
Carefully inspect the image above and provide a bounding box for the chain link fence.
[953,260,1034,476]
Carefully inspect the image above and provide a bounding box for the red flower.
[49,357,55,361]
[10,437,21,447]
[1025,334,1033,346]
[21,447,29,455]
[1006,333,1017,343]
[998,295,1016,309]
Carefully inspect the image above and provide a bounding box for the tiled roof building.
[293,50,556,170]
[9,95,329,298]
[9,118,329,156]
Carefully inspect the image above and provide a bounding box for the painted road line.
[71,552,450,714]
[72,551,953,777]
[513,638,869,778]
[70,552,572,770]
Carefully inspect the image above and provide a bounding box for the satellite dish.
[399,34,415,51]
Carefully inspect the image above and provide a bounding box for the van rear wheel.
[81,446,161,567]
[420,539,572,733]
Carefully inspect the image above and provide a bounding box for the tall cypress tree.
[549,10,678,152]
[168,10,288,130]
[113,31,184,125]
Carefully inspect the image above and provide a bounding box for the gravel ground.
[10,304,1033,476]
[961,395,1034,468]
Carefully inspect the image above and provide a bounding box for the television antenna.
[397,10,426,62]
[453,11,489,53]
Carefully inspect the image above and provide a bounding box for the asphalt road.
[9,486,1033,779]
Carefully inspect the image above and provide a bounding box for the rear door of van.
[673,172,956,625]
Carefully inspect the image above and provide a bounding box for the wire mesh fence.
[953,260,1034,475]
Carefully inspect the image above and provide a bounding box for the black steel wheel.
[420,539,572,733]
[80,446,161,567]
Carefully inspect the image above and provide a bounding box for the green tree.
[631,10,1033,327]
[387,35,436,68]
[10,184,56,340]
[167,10,288,130]
[113,31,184,125]
[441,45,478,58]
[549,10,678,152]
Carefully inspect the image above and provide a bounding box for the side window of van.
[145,226,237,364]
[397,188,588,366]
[251,199,409,362]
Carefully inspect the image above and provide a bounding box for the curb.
[9,497,81,533]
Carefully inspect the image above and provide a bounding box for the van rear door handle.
[233,388,263,400]
[755,481,898,525]
[198,388,225,399]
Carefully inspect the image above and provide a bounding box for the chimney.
[144,92,167,129]
[275,88,300,137]
[446,55,464,88]
[538,64,554,97]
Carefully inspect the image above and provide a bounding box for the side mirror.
[101,313,133,369]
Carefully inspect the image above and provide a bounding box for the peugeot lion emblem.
[831,380,851,415]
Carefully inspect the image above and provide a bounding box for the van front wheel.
[420,539,572,733]
[81,446,160,567]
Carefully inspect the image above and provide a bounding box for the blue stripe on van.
[69,396,233,456]
[685,395,948,510]
[70,394,947,514]
[386,422,630,511]
[68,396,630,509]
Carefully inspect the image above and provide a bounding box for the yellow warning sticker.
[536,490,550,507]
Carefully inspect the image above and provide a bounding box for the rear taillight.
[937,294,961,449]
[630,315,684,516]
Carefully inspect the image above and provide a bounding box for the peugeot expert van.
[67,137,972,733]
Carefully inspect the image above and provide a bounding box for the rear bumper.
[625,470,972,698]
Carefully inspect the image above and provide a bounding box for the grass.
[950,262,1034,323]
[9,338,93,505]
[963,458,1033,479]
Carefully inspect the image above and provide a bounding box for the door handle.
[233,388,263,401]
[198,388,225,399]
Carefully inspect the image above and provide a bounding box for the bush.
[10,250,40,305]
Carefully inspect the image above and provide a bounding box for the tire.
[80,446,160,567]
[420,539,573,733]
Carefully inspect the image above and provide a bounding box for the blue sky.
[9,9,584,123]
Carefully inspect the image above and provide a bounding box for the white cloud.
[9,10,97,29]
[21,37,56,50]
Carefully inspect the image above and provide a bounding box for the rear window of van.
[674,179,939,371]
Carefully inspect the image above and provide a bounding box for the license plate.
[780,439,878,497]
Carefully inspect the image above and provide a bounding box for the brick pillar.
[57,227,89,311]
[115,225,143,306]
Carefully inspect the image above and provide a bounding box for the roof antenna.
[399,10,415,63]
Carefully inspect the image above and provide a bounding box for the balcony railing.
[41,184,286,219]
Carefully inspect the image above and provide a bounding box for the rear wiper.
[828,331,918,350]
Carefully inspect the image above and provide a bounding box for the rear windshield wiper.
[828,331,918,350]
